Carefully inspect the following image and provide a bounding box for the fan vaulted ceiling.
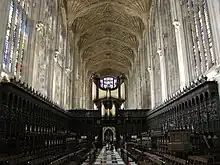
[67,0,152,76]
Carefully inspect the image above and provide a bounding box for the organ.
[91,73,126,116]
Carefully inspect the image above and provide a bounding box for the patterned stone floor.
[82,146,125,165]
[82,146,138,165]
[93,147,125,165]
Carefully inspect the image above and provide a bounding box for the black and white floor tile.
[82,147,124,165]
[93,147,125,165]
[82,146,137,165]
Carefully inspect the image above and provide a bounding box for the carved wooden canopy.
[67,0,152,76]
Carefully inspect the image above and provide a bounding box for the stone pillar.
[137,47,143,109]
[127,79,131,109]
[145,23,154,109]
[48,50,56,100]
[139,30,149,108]
[141,30,148,108]
[68,30,74,109]
[89,78,93,109]
[72,33,81,109]
[132,72,135,109]
[69,33,75,108]
[170,0,189,88]
[145,30,152,109]
[31,1,41,87]
[84,78,90,109]
[139,48,144,108]
[60,36,67,107]
[157,48,167,101]
[133,75,137,109]
[130,73,134,109]
[81,65,86,109]
[148,67,155,108]
[126,78,130,108]
[46,2,60,100]
[79,60,84,109]
[62,32,68,108]
[135,66,141,109]
[21,0,34,84]
[172,21,189,87]
[75,61,81,108]
[26,1,40,86]
[129,74,136,109]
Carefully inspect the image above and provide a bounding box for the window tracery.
[3,0,28,78]
[1,0,72,108]
[181,0,215,78]
[100,76,117,89]
[3,0,14,71]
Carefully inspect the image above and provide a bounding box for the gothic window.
[202,0,214,64]
[15,8,22,75]
[9,5,18,73]
[3,0,29,78]
[182,0,214,77]
[19,18,28,78]
[3,0,14,70]
[100,76,117,89]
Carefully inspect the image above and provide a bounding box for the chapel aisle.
[92,146,125,165]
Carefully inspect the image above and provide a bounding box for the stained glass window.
[3,0,14,70]
[19,18,28,78]
[100,76,117,89]
[183,0,214,76]
[14,8,22,75]
[9,8,19,72]
[3,0,29,78]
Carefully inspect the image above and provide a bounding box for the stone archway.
[102,127,116,143]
